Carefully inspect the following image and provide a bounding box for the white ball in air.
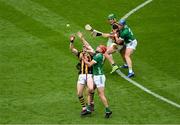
[66,24,70,27]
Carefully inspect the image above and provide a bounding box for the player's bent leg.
[104,46,116,65]
[105,45,119,73]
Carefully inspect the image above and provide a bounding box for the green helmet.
[108,13,116,20]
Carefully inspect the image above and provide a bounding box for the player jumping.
[77,32,112,118]
[69,35,95,116]
[85,15,137,78]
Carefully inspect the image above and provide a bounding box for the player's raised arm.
[77,31,95,54]
[69,35,78,56]
[77,31,90,46]
[85,24,103,37]
[85,24,115,39]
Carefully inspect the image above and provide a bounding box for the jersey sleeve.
[93,53,103,63]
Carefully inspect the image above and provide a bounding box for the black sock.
[78,96,86,108]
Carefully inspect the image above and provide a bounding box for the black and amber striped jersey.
[76,51,93,74]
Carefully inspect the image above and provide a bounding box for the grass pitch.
[0,0,180,124]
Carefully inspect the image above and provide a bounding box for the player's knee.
[105,51,111,56]
[125,54,130,59]
[98,91,104,97]
[88,88,94,93]
[77,91,83,97]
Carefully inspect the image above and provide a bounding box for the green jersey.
[119,25,135,44]
[92,53,104,75]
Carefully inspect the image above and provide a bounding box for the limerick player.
[113,19,137,77]
[107,14,137,77]
[88,16,137,77]
[69,35,94,116]
[78,32,112,118]
[83,45,112,118]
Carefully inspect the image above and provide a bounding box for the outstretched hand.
[70,35,75,42]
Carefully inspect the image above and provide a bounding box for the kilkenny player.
[85,14,121,74]
[77,32,112,118]
[69,35,94,116]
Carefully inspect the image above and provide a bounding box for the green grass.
[0,0,180,124]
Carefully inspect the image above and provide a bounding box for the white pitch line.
[117,0,180,108]
[122,0,153,19]
[116,70,180,108]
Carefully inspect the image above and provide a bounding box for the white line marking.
[122,0,153,19]
[117,0,180,108]
[116,70,180,108]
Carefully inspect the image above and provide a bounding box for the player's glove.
[92,29,103,37]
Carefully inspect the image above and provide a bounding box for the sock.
[90,92,94,104]
[78,96,86,109]
[105,107,111,113]
[129,67,133,73]
[86,105,91,111]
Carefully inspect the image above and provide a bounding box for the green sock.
[87,105,91,111]
[105,107,111,112]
